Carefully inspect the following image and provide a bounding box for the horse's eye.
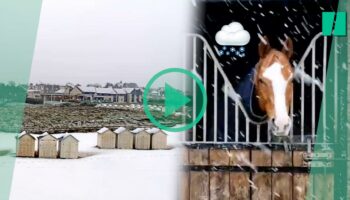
[259,79,264,84]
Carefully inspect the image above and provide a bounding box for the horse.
[210,36,294,143]
[254,36,294,137]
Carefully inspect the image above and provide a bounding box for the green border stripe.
[0,1,42,199]
[308,1,348,199]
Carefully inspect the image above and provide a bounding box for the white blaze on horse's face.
[262,62,291,136]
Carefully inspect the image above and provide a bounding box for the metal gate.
[186,32,329,146]
[181,33,345,200]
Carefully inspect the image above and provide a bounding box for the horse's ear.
[258,36,271,58]
[282,37,293,59]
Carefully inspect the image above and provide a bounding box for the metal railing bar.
[323,36,327,142]
[192,37,196,142]
[203,45,207,142]
[214,63,218,142]
[312,46,316,141]
[224,83,228,142]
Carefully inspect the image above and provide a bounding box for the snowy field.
[10,132,183,200]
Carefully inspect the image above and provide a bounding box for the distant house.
[95,87,116,102]
[38,132,58,158]
[70,86,96,101]
[115,89,127,103]
[149,88,164,100]
[30,83,60,95]
[16,131,37,157]
[27,89,41,99]
[41,84,74,102]
[97,127,116,149]
[125,88,143,103]
[132,128,151,150]
[149,128,167,150]
[58,134,79,159]
[42,89,64,102]
[114,127,133,149]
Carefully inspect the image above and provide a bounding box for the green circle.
[143,68,207,132]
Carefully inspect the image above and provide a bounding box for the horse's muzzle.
[269,119,291,137]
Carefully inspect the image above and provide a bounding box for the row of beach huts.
[16,127,168,159]
[17,132,79,159]
[97,127,168,150]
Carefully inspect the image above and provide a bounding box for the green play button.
[164,83,191,117]
[143,68,207,132]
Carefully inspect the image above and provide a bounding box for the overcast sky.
[29,0,191,87]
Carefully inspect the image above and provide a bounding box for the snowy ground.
[10,132,183,200]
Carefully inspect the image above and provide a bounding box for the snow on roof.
[146,128,160,134]
[131,128,145,134]
[38,132,56,140]
[114,127,126,134]
[55,88,65,94]
[97,127,110,134]
[124,88,135,94]
[30,134,39,140]
[146,128,167,135]
[59,133,79,142]
[96,87,116,94]
[115,89,126,94]
[27,89,40,92]
[78,86,96,93]
[41,132,49,136]
[19,131,26,138]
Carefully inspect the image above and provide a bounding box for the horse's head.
[254,36,294,137]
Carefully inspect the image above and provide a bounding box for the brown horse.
[254,36,294,137]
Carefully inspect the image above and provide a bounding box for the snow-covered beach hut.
[38,132,58,159]
[97,127,116,149]
[58,133,79,159]
[114,127,133,149]
[16,131,37,157]
[149,128,168,150]
[132,128,151,150]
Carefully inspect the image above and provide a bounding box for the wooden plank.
[209,172,230,200]
[314,174,334,200]
[209,148,230,166]
[272,173,292,200]
[229,172,250,200]
[293,151,308,167]
[252,150,271,167]
[180,171,190,200]
[190,171,209,200]
[293,173,308,200]
[252,173,272,200]
[189,149,209,166]
[230,150,250,166]
[183,148,189,165]
[272,150,292,166]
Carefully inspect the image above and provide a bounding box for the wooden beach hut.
[133,128,151,150]
[114,127,133,149]
[38,132,58,158]
[149,128,168,150]
[58,133,79,159]
[97,127,116,149]
[16,131,37,157]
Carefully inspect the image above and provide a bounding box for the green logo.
[143,68,207,132]
[164,83,191,117]
[322,12,347,36]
